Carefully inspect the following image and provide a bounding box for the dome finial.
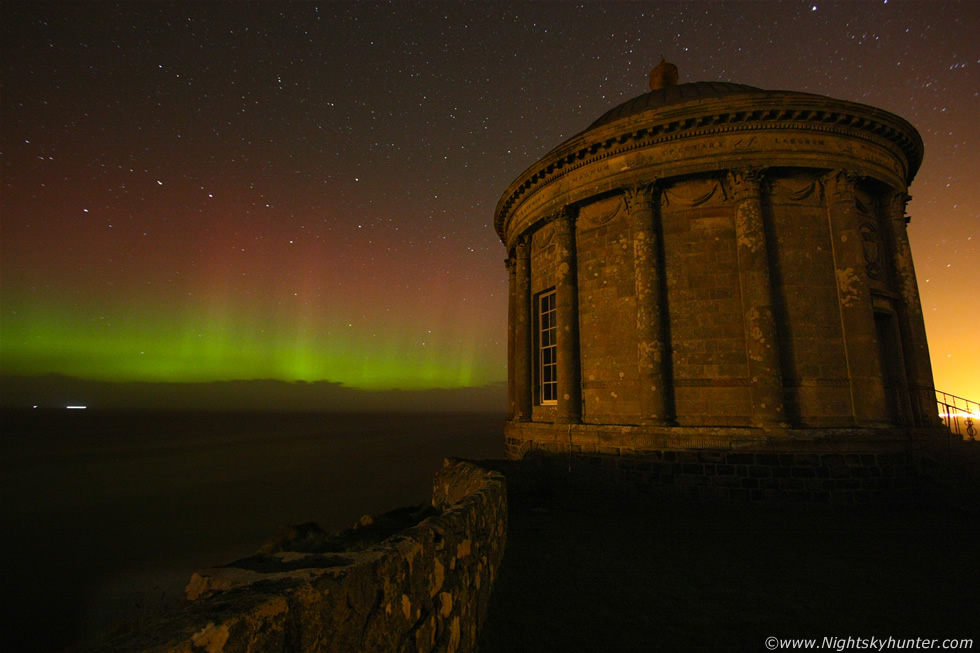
[649,56,679,91]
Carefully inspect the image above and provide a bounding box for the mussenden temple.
[495,59,947,500]
[97,62,977,653]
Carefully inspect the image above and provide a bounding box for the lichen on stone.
[836,267,860,306]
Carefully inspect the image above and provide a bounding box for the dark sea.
[0,409,504,651]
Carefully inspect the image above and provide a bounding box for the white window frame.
[538,289,558,405]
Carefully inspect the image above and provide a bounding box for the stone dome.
[588,81,768,130]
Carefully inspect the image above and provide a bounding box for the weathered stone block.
[710,475,742,489]
[793,454,820,466]
[755,454,780,466]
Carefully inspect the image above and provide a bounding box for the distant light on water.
[66,405,87,410]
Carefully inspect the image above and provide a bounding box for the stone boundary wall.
[506,421,952,503]
[101,459,506,652]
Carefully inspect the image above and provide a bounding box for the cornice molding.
[495,94,922,242]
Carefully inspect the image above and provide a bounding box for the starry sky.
[2,1,977,404]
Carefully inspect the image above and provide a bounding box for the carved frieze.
[530,218,555,251]
[661,178,724,209]
[578,196,625,231]
[842,140,906,180]
[495,94,922,240]
[502,131,909,246]
[768,177,821,205]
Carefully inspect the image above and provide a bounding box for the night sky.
[2,1,977,403]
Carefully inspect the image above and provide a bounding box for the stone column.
[513,236,532,421]
[553,208,582,424]
[885,190,938,426]
[729,169,788,428]
[625,183,674,425]
[823,170,889,426]
[505,255,517,420]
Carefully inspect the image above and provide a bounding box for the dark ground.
[5,408,977,651]
[0,409,504,652]
[479,466,980,652]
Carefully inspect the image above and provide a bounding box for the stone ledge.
[98,459,507,653]
[506,420,948,454]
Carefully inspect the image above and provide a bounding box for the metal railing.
[936,390,979,441]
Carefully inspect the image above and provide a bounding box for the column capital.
[504,256,516,273]
[886,189,912,224]
[822,169,861,202]
[550,205,577,236]
[726,168,766,202]
[515,233,532,256]
[623,182,657,211]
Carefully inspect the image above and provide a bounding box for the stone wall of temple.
[516,169,933,433]
[660,177,750,426]
[577,195,642,423]
[497,78,940,447]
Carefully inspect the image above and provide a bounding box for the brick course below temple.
[506,421,943,503]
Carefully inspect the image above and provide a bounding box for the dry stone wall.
[100,459,506,653]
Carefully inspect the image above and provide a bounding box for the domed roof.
[588,81,767,130]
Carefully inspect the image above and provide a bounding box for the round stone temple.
[494,62,934,455]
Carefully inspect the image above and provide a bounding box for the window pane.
[538,289,558,404]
